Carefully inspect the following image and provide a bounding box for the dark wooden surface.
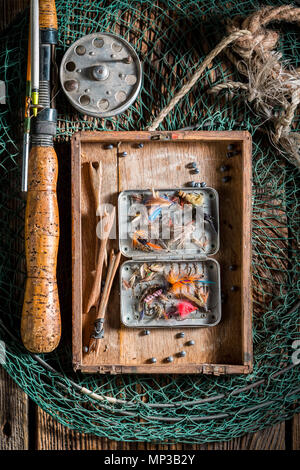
[0,0,299,451]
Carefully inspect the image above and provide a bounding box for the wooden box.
[71,130,252,374]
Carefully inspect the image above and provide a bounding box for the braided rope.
[147,29,252,131]
[208,81,248,94]
[275,88,300,140]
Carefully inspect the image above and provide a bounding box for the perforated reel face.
[60,32,142,118]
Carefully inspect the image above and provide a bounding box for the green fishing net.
[0,0,299,443]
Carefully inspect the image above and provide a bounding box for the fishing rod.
[31,0,39,117]
[22,0,40,193]
[21,0,61,353]
[21,17,31,193]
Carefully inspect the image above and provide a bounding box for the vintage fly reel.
[60,32,142,118]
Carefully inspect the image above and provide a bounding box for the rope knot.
[227,6,300,59]
[227,23,278,60]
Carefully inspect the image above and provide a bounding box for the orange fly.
[132,230,162,251]
[166,269,212,294]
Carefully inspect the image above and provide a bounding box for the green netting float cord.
[0,0,299,443]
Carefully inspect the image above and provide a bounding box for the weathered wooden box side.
[71,130,252,374]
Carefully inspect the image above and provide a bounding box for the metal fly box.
[118,187,221,328]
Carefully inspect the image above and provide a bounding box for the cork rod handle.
[21,146,61,353]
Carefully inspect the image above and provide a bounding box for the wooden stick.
[95,250,121,355]
[88,161,107,267]
[87,249,121,354]
[84,206,115,314]
[88,161,102,214]
[87,250,115,353]
[97,250,121,320]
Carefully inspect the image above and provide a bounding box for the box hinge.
[73,361,80,372]
[150,132,181,141]
[213,366,227,376]
[131,253,160,261]
[131,253,203,261]
[97,365,122,374]
[202,364,214,375]
[203,365,227,375]
[150,133,171,141]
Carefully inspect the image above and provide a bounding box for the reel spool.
[60,32,142,118]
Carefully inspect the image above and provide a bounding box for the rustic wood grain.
[2,0,298,451]
[72,131,252,374]
[36,405,288,450]
[292,412,300,450]
[0,367,29,450]
[0,0,30,32]
[211,423,286,450]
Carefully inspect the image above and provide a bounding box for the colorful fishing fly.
[129,189,215,253]
[132,230,163,251]
[177,301,198,318]
[130,262,214,323]
[178,190,204,206]
[166,269,213,294]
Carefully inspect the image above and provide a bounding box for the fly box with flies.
[72,130,252,374]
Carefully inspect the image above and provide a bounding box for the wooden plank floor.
[0,0,299,451]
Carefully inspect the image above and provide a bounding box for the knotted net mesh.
[0,0,299,443]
